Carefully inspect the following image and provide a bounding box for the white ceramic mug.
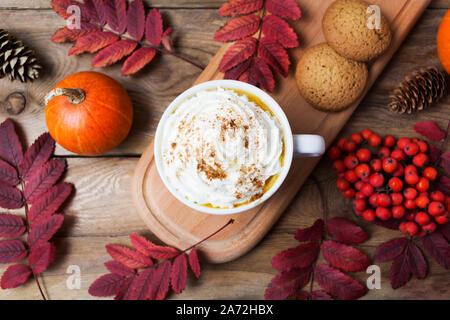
[154,80,325,215]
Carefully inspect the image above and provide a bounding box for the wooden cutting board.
[132,0,431,263]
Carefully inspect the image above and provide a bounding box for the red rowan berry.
[328,146,342,160]
[333,160,346,173]
[416,177,430,192]
[377,147,391,159]
[356,148,371,162]
[389,177,403,192]
[423,167,437,181]
[413,153,429,167]
[404,142,419,156]
[417,140,428,153]
[344,170,359,183]
[405,172,419,185]
[415,212,431,225]
[383,135,396,148]
[368,133,382,147]
[336,178,350,191]
[361,129,373,140]
[428,201,445,216]
[403,187,418,200]
[406,211,416,221]
[369,193,378,207]
[391,192,404,206]
[344,140,357,153]
[376,207,391,221]
[377,193,391,207]
[397,137,410,149]
[355,164,371,179]
[393,164,404,177]
[404,199,417,210]
[405,165,417,175]
[350,132,363,145]
[370,159,382,172]
[430,190,445,202]
[342,188,356,199]
[403,221,419,236]
[337,138,347,150]
[344,155,359,169]
[435,212,449,224]
[415,195,430,209]
[422,222,437,234]
[362,209,376,221]
[382,157,398,173]
[390,149,406,161]
[355,191,366,200]
[361,183,374,197]
[354,180,364,191]
[369,173,384,188]
[353,199,367,211]
[392,205,406,219]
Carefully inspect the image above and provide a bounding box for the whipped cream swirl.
[160,88,284,208]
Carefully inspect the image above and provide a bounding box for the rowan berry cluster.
[329,129,449,237]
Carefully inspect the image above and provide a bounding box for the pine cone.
[389,67,448,114]
[0,29,42,82]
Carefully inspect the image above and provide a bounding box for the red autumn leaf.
[114,276,132,300]
[104,260,135,277]
[314,264,366,300]
[294,219,324,243]
[374,237,408,262]
[326,217,368,244]
[28,242,55,275]
[219,37,257,72]
[435,176,450,196]
[150,260,172,300]
[89,273,125,297]
[122,268,153,300]
[224,59,252,80]
[145,9,163,46]
[104,0,127,34]
[440,224,450,242]
[130,234,179,260]
[51,23,100,43]
[441,152,450,175]
[122,47,156,76]
[27,214,64,248]
[69,31,119,56]
[28,183,73,225]
[311,290,334,300]
[321,241,371,272]
[19,133,55,182]
[92,40,138,68]
[83,0,104,25]
[106,244,153,269]
[0,119,23,167]
[171,254,187,294]
[266,0,301,20]
[0,264,32,289]
[0,159,19,186]
[248,57,275,92]
[188,248,201,278]
[373,218,402,230]
[390,249,412,289]
[0,183,23,209]
[214,14,260,42]
[51,0,77,19]
[127,0,146,41]
[219,0,263,17]
[420,230,450,269]
[264,267,311,300]
[414,121,447,141]
[271,242,319,272]
[406,242,427,279]
[428,144,442,163]
[0,214,26,238]
[161,28,173,52]
[262,15,298,48]
[24,159,66,204]
[290,290,309,300]
[258,37,290,77]
[0,240,27,264]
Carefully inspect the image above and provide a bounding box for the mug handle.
[293,135,326,158]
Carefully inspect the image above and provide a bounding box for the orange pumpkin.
[437,9,450,74]
[45,71,133,156]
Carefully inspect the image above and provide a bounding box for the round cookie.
[295,43,368,112]
[322,0,392,62]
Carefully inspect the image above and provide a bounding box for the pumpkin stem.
[45,88,86,105]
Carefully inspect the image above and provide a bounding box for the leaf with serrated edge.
[27,214,64,248]
[122,269,153,300]
[127,0,146,40]
[0,119,23,167]
[214,14,260,42]
[441,152,450,175]
[262,15,298,48]
[294,219,323,243]
[130,234,179,260]
[115,277,132,300]
[69,31,119,56]
[258,37,290,77]
[150,261,171,300]
[219,37,256,72]
[51,0,76,19]
[374,238,408,262]
[321,241,371,272]
[420,231,450,269]
[1,264,32,289]
[20,133,55,181]
[248,57,274,92]
[83,0,102,24]
[390,250,412,289]
[315,264,366,300]
[0,183,23,209]
[145,9,163,46]
[414,121,446,141]
[0,214,26,238]
[28,242,55,275]
[311,290,333,300]
[104,261,135,277]
[188,248,200,278]
[406,242,427,279]
[89,273,125,297]
[326,217,368,244]
[435,176,450,196]
[104,0,127,34]
[0,159,19,186]
[122,47,156,76]
[106,244,153,269]
[219,0,263,17]
[171,254,187,294]
[271,242,319,272]
[51,23,100,43]
[0,240,27,264]
[264,267,311,300]
[266,0,301,20]
[224,59,252,80]
[440,224,450,242]
[92,40,138,68]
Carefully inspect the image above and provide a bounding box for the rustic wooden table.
[0,0,449,300]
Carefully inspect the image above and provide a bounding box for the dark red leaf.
[262,15,298,48]
[68,31,119,56]
[219,0,263,17]
[219,37,256,72]
[150,261,171,300]
[130,234,179,260]
[321,241,371,272]
[374,237,408,262]
[0,183,23,209]
[420,231,450,269]
[271,242,319,272]
[373,218,402,230]
[0,213,26,238]
[428,144,442,163]
[414,121,446,141]
[440,224,450,242]
[390,250,412,289]
[441,152,450,175]
[122,47,156,76]
[0,159,19,186]
[123,268,153,300]
[145,9,163,46]
[435,176,450,196]
[188,248,200,278]
[51,23,100,43]
[104,260,135,277]
[0,119,23,167]
[289,290,309,300]
[92,40,138,68]
[51,0,77,19]
[27,214,64,248]
[171,254,187,294]
[248,57,275,92]
[264,267,311,300]
[294,219,324,243]
[88,273,125,297]
[326,217,368,244]
[0,240,27,263]
[214,14,260,42]
[258,37,290,77]
[28,242,55,275]
[106,244,153,269]
[266,0,301,20]
[114,276,132,300]
[127,0,146,40]
[311,290,334,300]
[224,59,252,80]
[20,133,55,181]
[24,159,66,204]
[406,242,427,279]
[104,0,127,34]
[1,264,32,289]
[28,183,73,225]
[314,264,366,300]
[83,0,104,25]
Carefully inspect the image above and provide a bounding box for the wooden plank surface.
[0,0,449,300]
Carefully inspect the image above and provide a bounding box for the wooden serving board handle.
[132,0,431,263]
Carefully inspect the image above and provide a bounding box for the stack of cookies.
[296,0,392,112]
